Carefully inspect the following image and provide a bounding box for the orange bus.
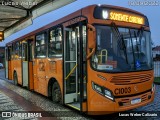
[5,4,155,115]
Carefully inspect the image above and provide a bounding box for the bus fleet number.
[114,87,131,95]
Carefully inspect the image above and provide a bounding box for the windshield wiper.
[137,26,144,41]
[129,29,138,69]
[111,22,128,64]
[137,27,144,53]
[134,27,144,61]
[134,31,140,59]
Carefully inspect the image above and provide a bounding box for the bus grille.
[110,74,152,85]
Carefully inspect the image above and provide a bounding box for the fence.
[153,49,160,83]
[154,61,160,77]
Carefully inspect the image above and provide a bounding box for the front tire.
[52,82,62,103]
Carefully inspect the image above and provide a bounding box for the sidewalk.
[0,81,55,120]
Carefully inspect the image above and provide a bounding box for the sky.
[1,0,160,46]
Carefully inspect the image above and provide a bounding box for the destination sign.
[94,6,148,26]
[109,11,144,25]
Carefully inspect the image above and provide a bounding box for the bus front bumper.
[88,86,155,115]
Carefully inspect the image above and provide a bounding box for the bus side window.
[48,27,62,58]
[12,42,21,60]
[35,33,47,58]
[8,47,12,61]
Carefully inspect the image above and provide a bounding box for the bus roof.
[6,4,146,45]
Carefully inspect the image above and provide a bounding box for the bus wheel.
[13,72,18,85]
[52,82,62,103]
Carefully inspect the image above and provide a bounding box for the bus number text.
[114,87,131,95]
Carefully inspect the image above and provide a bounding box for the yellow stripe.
[66,104,80,111]
[65,64,77,80]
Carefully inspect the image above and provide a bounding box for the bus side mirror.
[87,24,96,59]
[87,24,96,49]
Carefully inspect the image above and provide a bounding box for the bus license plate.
[131,98,141,104]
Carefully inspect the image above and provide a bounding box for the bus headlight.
[92,82,114,101]
[92,82,103,94]
[104,89,114,101]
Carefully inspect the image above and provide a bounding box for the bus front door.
[28,40,34,90]
[5,47,8,79]
[22,40,34,89]
[64,23,87,111]
[22,41,28,87]
[6,46,12,79]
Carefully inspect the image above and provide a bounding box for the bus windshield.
[91,25,152,72]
